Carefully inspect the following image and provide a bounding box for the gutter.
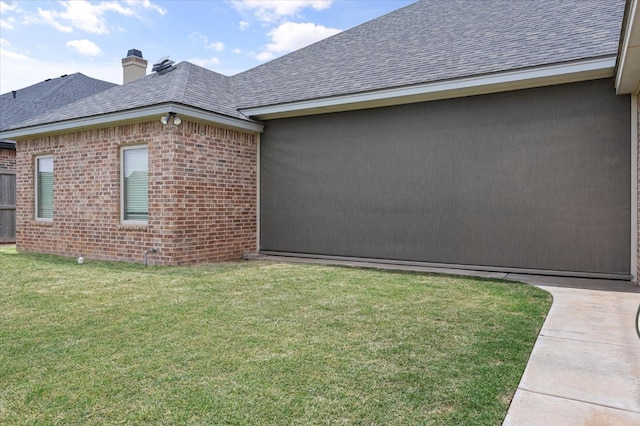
[0,103,264,140]
[240,57,617,120]
[615,0,640,94]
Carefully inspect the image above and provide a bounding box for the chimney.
[122,49,147,84]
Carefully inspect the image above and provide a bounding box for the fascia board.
[0,103,263,140]
[616,0,640,94]
[171,105,263,132]
[240,57,617,119]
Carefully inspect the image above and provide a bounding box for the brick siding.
[15,120,257,265]
[0,147,16,171]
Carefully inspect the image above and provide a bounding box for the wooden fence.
[0,171,16,243]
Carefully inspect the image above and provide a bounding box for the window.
[35,155,53,220]
[121,146,148,223]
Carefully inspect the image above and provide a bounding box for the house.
[0,0,638,283]
[0,73,117,242]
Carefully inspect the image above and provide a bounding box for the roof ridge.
[165,62,192,103]
[34,73,82,102]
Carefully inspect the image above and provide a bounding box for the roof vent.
[152,56,175,75]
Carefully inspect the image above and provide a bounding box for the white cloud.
[0,48,37,92]
[190,33,224,52]
[189,57,220,68]
[257,21,340,61]
[207,41,224,52]
[0,47,30,61]
[66,39,102,57]
[256,51,274,61]
[75,1,135,33]
[0,2,18,13]
[239,20,249,30]
[38,8,73,32]
[233,48,242,54]
[0,39,29,61]
[0,16,15,30]
[35,0,164,35]
[189,32,209,44]
[233,0,332,23]
[125,0,167,16]
[2,0,164,35]
[0,2,18,29]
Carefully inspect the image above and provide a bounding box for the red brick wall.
[0,147,16,171]
[15,120,257,265]
[156,120,258,265]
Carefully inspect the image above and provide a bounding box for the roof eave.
[0,104,263,140]
[240,57,617,120]
[616,0,640,94]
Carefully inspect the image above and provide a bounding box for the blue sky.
[0,0,415,93]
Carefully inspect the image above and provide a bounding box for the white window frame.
[34,154,53,222]
[120,145,149,225]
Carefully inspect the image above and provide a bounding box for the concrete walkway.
[261,255,640,425]
[502,274,640,426]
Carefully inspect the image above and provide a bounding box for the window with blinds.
[35,155,53,220]
[121,146,148,223]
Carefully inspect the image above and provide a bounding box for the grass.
[0,246,551,425]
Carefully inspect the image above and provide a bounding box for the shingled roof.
[0,73,116,131]
[11,62,249,130]
[0,0,627,134]
[231,0,625,109]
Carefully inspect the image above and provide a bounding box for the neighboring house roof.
[0,0,628,137]
[232,0,625,110]
[0,72,116,131]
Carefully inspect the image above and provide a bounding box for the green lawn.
[0,246,550,425]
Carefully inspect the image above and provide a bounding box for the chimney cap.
[127,49,143,58]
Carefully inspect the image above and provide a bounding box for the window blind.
[123,147,148,221]
[37,157,53,219]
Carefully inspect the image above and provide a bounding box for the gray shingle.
[231,0,626,108]
[10,62,252,129]
[0,73,116,131]
[2,0,626,131]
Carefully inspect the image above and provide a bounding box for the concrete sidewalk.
[502,274,640,426]
[261,255,640,425]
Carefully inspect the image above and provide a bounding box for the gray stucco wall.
[260,79,631,276]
